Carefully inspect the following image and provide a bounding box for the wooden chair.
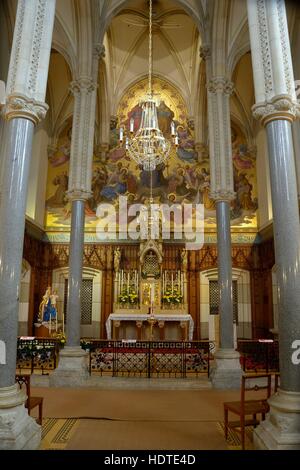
[15,374,43,425]
[224,373,271,450]
[274,372,280,392]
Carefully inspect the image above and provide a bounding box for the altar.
[111,231,191,341]
[106,313,194,341]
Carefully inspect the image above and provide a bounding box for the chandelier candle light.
[119,0,178,171]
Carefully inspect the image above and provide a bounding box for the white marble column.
[0,0,55,449]
[51,72,99,386]
[206,75,242,389]
[247,0,300,449]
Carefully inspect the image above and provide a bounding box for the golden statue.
[181,248,188,272]
[114,247,121,272]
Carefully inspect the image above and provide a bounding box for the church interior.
[0,0,300,452]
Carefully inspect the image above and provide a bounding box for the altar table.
[106,313,194,341]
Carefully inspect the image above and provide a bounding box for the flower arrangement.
[162,286,183,305]
[52,331,66,346]
[118,286,139,305]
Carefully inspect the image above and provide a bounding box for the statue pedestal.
[34,323,51,338]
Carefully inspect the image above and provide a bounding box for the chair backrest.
[15,374,31,406]
[241,373,272,405]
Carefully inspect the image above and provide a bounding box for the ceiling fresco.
[45,77,258,235]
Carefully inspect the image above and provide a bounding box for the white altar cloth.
[106,313,194,341]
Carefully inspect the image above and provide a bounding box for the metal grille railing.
[83,340,214,378]
[237,339,279,373]
[17,337,59,373]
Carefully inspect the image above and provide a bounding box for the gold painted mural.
[45,77,258,233]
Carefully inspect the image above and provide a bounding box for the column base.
[254,389,300,450]
[0,384,41,450]
[210,348,242,389]
[50,346,89,387]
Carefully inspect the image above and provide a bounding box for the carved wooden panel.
[23,231,276,340]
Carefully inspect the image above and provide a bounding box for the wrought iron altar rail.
[237,339,279,373]
[16,337,59,373]
[81,340,214,378]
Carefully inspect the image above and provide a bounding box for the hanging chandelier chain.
[148,0,153,97]
[121,0,175,173]
[150,169,153,202]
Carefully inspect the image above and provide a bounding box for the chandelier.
[119,0,178,171]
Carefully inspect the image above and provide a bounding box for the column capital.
[207,77,234,95]
[66,189,92,202]
[210,190,236,203]
[252,94,300,127]
[70,77,97,95]
[4,93,48,125]
[200,44,211,61]
[94,44,105,60]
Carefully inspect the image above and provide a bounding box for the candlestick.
[62,312,64,334]
[55,311,58,332]
[171,121,176,137]
[171,273,174,295]
[130,118,134,133]
[49,315,51,337]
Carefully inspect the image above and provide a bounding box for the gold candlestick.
[147,310,157,341]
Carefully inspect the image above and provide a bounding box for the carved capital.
[66,189,92,202]
[4,93,48,125]
[158,321,165,329]
[70,77,97,96]
[94,44,105,60]
[136,321,143,328]
[252,94,300,126]
[210,190,236,202]
[207,77,234,95]
[200,44,211,61]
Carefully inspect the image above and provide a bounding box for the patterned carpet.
[39,418,80,450]
[217,422,254,450]
[39,418,253,450]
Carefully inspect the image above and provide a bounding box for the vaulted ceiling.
[105,0,201,113]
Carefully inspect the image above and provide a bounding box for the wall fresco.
[45,77,258,232]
